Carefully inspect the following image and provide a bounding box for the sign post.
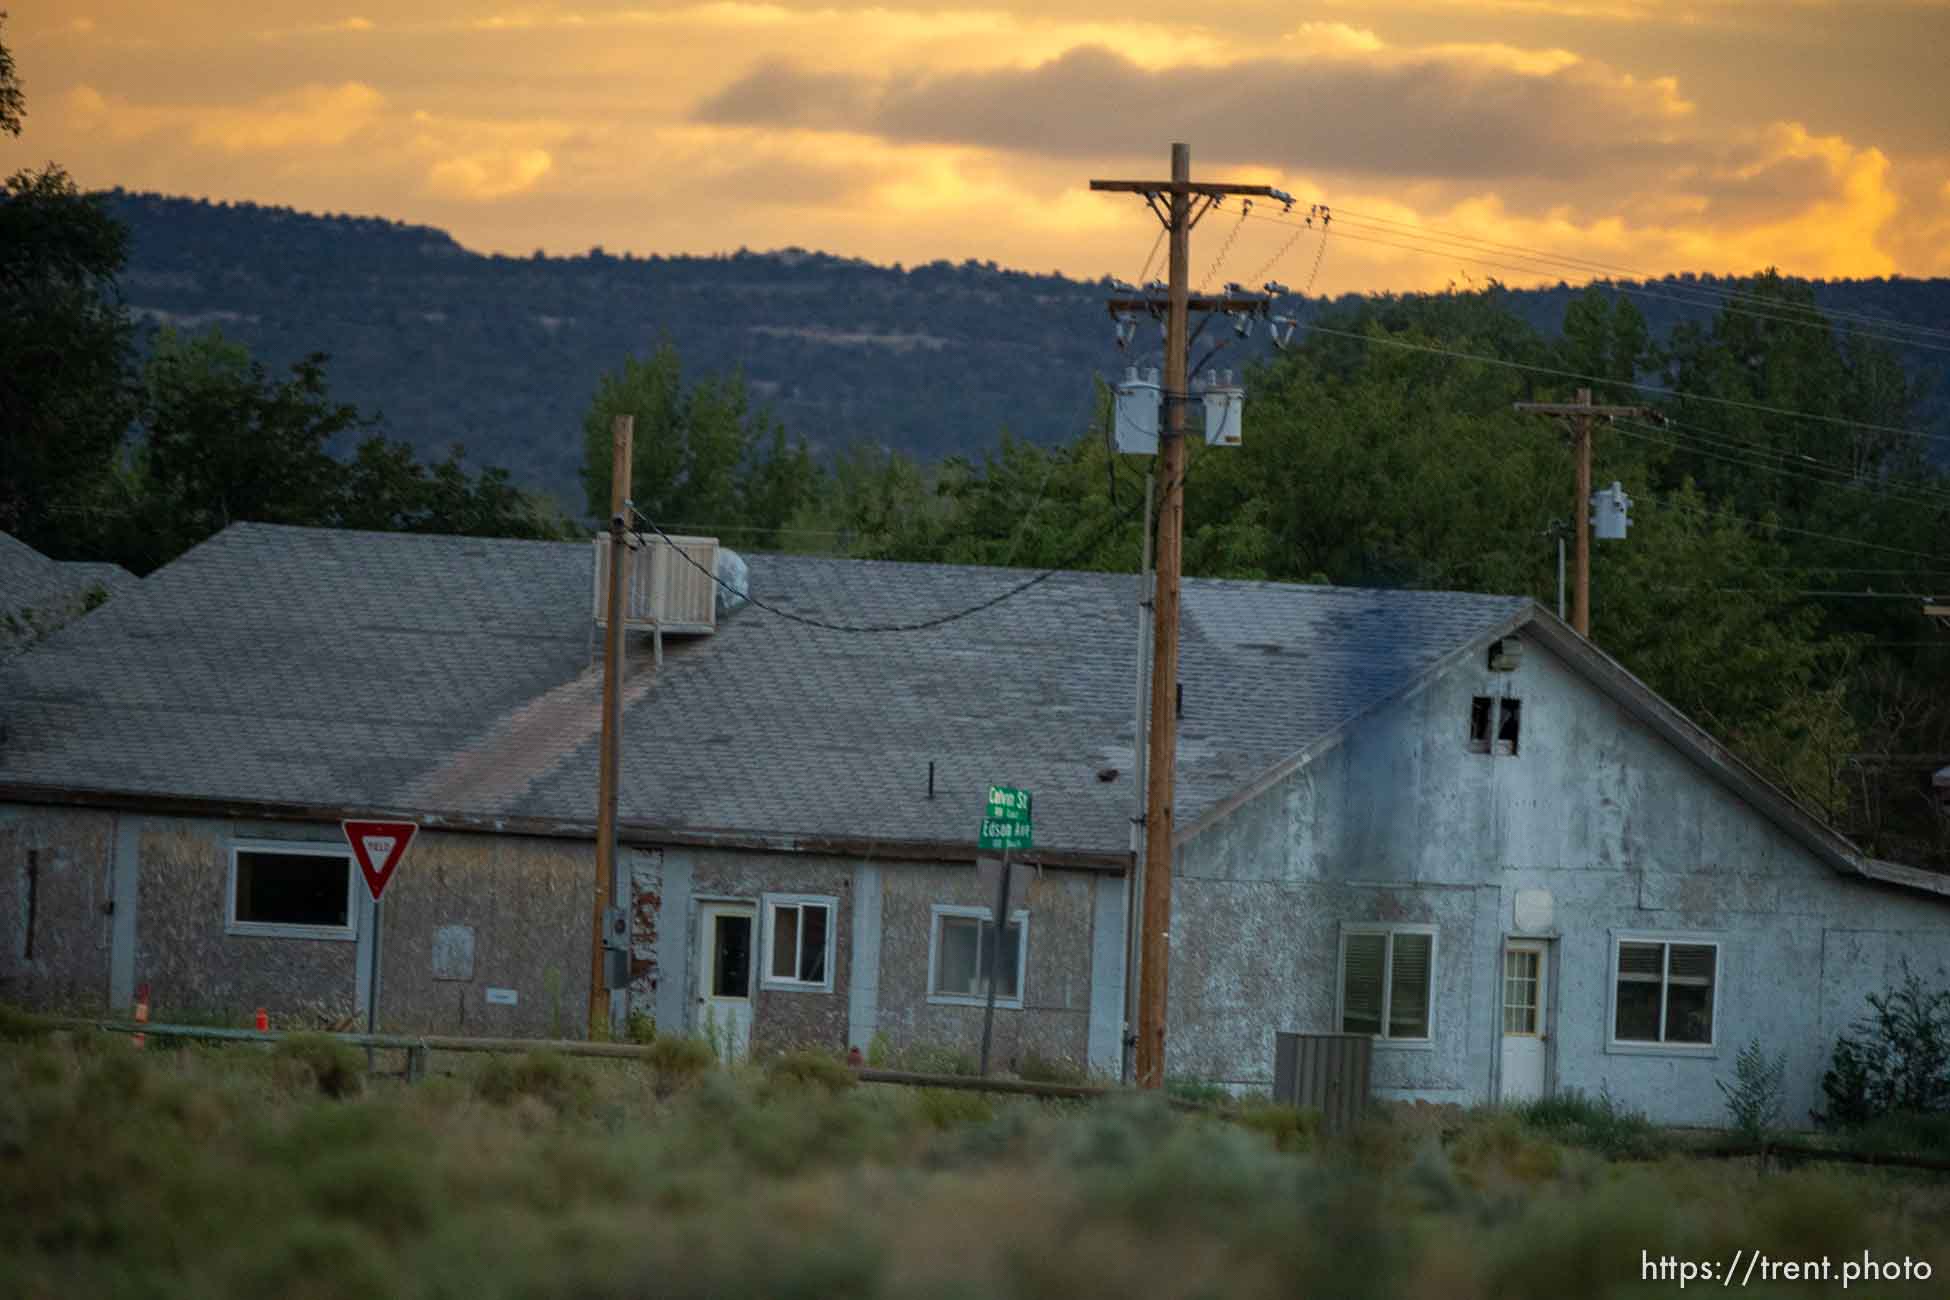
[342,820,418,1042]
[977,786,1031,1076]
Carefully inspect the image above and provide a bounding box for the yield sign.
[341,819,418,902]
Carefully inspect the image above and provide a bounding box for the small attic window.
[1469,697,1492,753]
[1496,699,1522,756]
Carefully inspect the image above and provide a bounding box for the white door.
[696,903,755,1062]
[1500,941,1549,1103]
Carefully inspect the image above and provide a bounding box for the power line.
[1322,215,1950,355]
[1637,493,1950,562]
[1246,209,1950,358]
[1294,321,1950,448]
[1610,422,1950,513]
[624,476,1164,635]
[1306,203,1950,347]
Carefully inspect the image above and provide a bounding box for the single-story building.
[3,522,1946,1124]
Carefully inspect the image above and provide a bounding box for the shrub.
[897,1042,978,1077]
[1845,1110,1950,1158]
[624,1009,657,1045]
[1016,1049,1088,1086]
[0,1004,55,1042]
[274,1033,365,1099]
[473,1051,589,1113]
[1516,1088,1665,1160]
[763,1048,857,1095]
[1717,1038,1788,1142]
[1164,1076,1230,1107]
[1820,963,1950,1127]
[644,1033,715,1096]
[913,1087,993,1129]
[1236,1101,1317,1153]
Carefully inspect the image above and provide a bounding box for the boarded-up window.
[1613,938,1717,1046]
[1341,927,1436,1041]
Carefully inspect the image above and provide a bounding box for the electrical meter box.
[1113,365,1161,454]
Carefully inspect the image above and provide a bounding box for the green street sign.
[978,818,1033,851]
[985,785,1031,823]
[979,785,1032,850]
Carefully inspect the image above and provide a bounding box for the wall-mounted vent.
[1488,637,1523,672]
[592,533,720,635]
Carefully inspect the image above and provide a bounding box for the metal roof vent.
[592,533,721,635]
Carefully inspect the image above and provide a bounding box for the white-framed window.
[226,841,358,941]
[761,893,837,992]
[1608,932,1720,1051]
[1338,924,1436,1044]
[928,904,1028,1008]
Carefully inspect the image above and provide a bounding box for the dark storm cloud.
[694,45,1703,183]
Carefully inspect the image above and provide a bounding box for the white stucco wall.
[1171,634,1950,1127]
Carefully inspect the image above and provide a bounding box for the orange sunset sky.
[5,1,1949,294]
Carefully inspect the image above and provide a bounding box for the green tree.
[0,165,136,555]
[0,12,24,138]
[134,329,359,563]
[580,343,821,548]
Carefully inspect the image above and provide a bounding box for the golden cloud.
[424,148,555,201]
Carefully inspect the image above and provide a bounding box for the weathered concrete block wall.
[371,829,594,1038]
[1175,641,1950,1124]
[3,806,600,1036]
[136,819,359,1024]
[0,806,116,1011]
[642,848,1110,1070]
[873,862,1097,1071]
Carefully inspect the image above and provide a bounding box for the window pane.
[1342,933,1385,1036]
[1667,946,1715,1043]
[235,852,349,928]
[981,920,1022,999]
[937,917,981,996]
[1389,933,1432,1038]
[800,905,828,984]
[714,915,751,998]
[771,906,799,980]
[1617,942,1664,980]
[1616,944,1665,1041]
[1503,950,1538,1034]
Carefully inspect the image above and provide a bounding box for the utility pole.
[1093,145,1284,1090]
[590,413,633,1036]
[1513,389,1652,638]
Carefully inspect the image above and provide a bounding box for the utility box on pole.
[1114,366,1161,454]
[1200,369,1243,447]
[1591,481,1633,541]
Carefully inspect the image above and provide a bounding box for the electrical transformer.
[1113,365,1161,454]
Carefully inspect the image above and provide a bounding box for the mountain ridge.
[99,189,1950,513]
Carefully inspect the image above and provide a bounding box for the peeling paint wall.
[1174,641,1950,1125]
[0,807,115,1010]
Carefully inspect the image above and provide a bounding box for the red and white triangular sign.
[341,819,418,902]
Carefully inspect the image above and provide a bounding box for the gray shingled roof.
[0,523,1532,854]
[1,532,139,661]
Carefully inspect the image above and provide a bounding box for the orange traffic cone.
[133,982,149,1050]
